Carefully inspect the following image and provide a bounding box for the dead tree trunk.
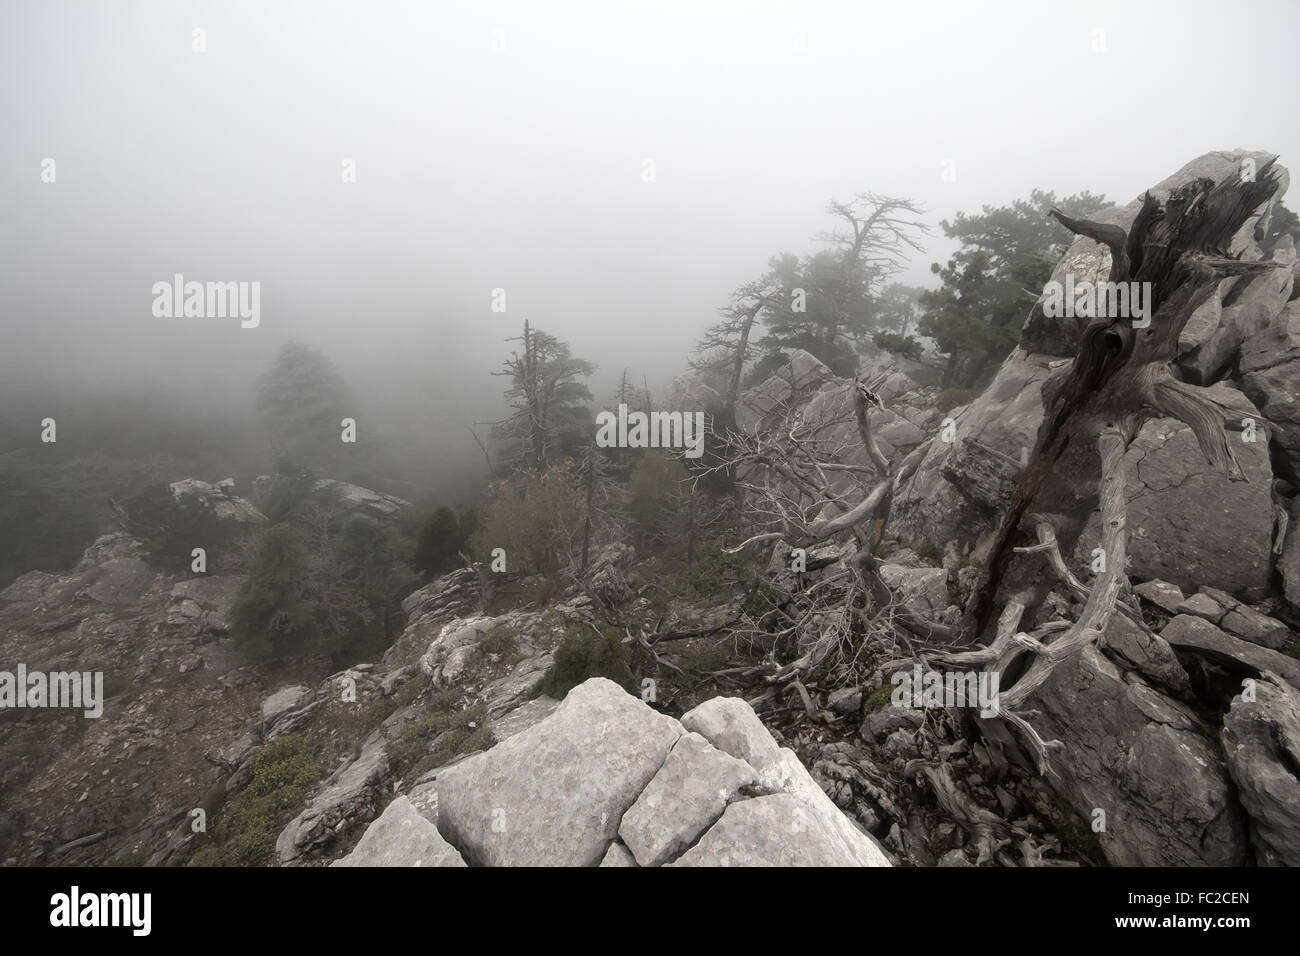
[957,161,1288,768]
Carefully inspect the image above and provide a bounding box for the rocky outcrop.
[276,732,391,863]
[1241,300,1300,483]
[1021,149,1287,357]
[249,475,411,522]
[169,479,266,523]
[894,150,1294,568]
[890,351,1052,553]
[1172,586,1290,650]
[618,731,759,866]
[433,678,683,866]
[1181,236,1296,385]
[736,349,837,432]
[0,530,278,867]
[1072,384,1273,600]
[1220,672,1300,866]
[340,679,893,867]
[1028,644,1247,866]
[260,684,321,740]
[1161,615,1300,690]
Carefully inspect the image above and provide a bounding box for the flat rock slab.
[680,696,784,788]
[261,685,313,724]
[1162,615,1300,690]
[670,792,868,866]
[1112,388,1274,600]
[332,796,466,867]
[618,731,759,866]
[486,695,559,742]
[1133,580,1185,614]
[435,677,682,866]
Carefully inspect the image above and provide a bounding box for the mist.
[3,0,1298,493]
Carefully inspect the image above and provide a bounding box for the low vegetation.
[189,734,323,868]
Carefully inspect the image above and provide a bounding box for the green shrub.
[228,524,319,660]
[388,695,494,780]
[627,451,689,535]
[536,624,634,698]
[862,682,895,715]
[189,735,322,867]
[412,506,474,577]
[479,625,519,659]
[470,472,579,575]
[676,639,730,691]
[665,540,773,616]
[120,483,239,572]
[872,331,924,362]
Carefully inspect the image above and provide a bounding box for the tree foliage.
[469,468,581,575]
[412,506,475,577]
[918,189,1109,387]
[230,479,413,663]
[492,321,594,474]
[255,343,353,468]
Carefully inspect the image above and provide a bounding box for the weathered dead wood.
[975,163,1287,637]
[949,162,1289,771]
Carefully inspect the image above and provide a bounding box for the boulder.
[618,731,760,866]
[1075,384,1273,601]
[1176,592,1227,623]
[331,796,466,867]
[669,792,876,867]
[1028,644,1246,866]
[428,679,891,867]
[313,479,410,518]
[1195,587,1291,650]
[768,748,891,866]
[435,678,682,866]
[891,351,1052,550]
[680,696,785,788]
[1021,149,1287,357]
[735,349,836,432]
[1103,613,1194,700]
[1220,672,1300,866]
[1241,300,1300,482]
[599,842,639,867]
[417,616,500,686]
[1180,236,1296,384]
[1278,494,1300,608]
[895,151,1289,551]
[260,685,313,727]
[1133,580,1185,614]
[169,479,266,523]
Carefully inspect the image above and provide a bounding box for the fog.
[3,0,1298,492]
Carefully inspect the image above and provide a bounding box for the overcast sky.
[4,0,1298,416]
